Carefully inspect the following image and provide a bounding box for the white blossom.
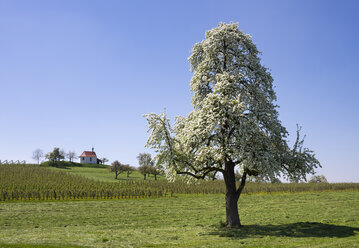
[145,22,320,184]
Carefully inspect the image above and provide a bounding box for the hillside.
[50,165,164,183]
[41,161,165,182]
[0,164,171,201]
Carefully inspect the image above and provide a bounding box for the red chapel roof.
[79,151,97,157]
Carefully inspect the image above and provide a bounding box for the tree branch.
[236,170,247,197]
[177,165,224,179]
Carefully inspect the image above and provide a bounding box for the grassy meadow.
[49,166,165,183]
[0,191,358,247]
[0,164,359,247]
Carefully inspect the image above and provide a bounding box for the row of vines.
[1,164,358,201]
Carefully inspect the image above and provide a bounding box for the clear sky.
[0,0,358,182]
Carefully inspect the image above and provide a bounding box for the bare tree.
[66,151,77,162]
[60,149,65,160]
[102,158,109,165]
[32,149,44,164]
[111,160,121,179]
[110,160,130,179]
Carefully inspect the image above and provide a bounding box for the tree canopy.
[145,22,320,227]
[45,147,65,163]
[309,174,327,183]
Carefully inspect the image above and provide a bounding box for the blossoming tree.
[145,23,320,227]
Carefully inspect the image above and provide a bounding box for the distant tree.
[138,164,150,180]
[110,160,124,179]
[60,149,65,159]
[110,161,133,179]
[137,153,153,167]
[148,165,161,180]
[102,158,109,165]
[123,164,135,178]
[45,147,65,165]
[32,149,44,164]
[66,151,77,162]
[309,174,328,183]
[137,153,154,180]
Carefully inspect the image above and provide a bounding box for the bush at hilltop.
[41,161,107,168]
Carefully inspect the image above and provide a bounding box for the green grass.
[49,166,118,183]
[49,166,165,183]
[0,191,358,247]
[0,244,83,248]
[41,161,165,182]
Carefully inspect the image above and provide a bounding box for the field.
[0,164,358,247]
[2,164,359,202]
[0,191,358,247]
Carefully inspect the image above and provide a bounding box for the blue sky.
[0,0,358,182]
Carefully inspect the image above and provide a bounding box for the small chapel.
[79,148,102,164]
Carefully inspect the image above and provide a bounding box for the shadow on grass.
[208,222,359,239]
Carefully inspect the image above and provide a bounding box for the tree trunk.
[223,161,241,228]
[225,190,240,227]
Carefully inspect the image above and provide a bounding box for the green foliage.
[45,147,65,163]
[41,161,76,168]
[41,161,107,168]
[0,192,358,247]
